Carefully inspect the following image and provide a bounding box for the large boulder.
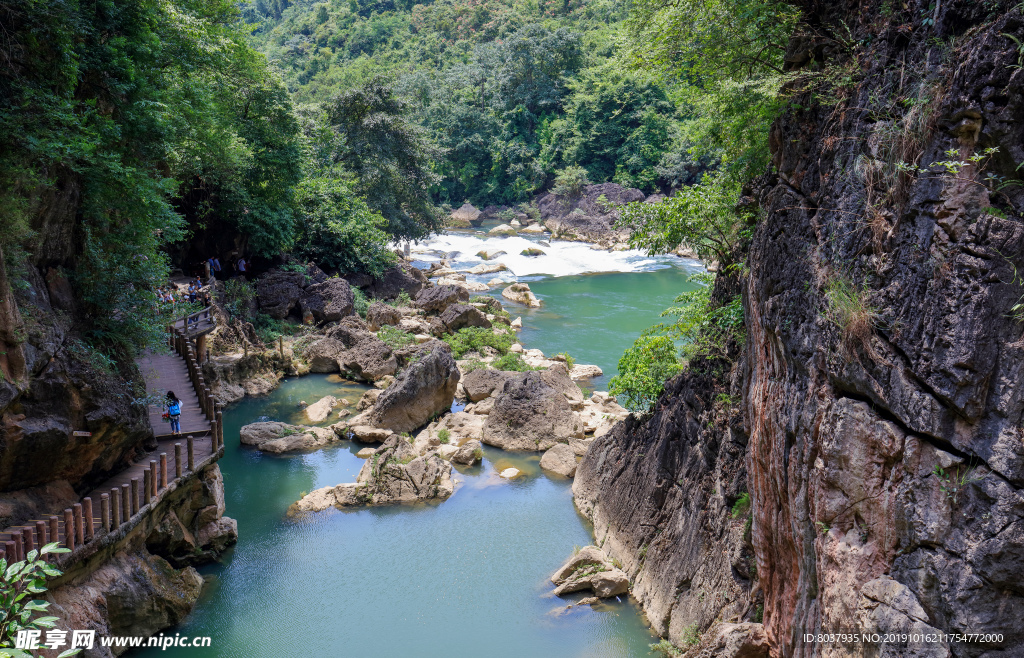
[288,434,454,512]
[298,277,354,323]
[363,263,426,300]
[366,301,402,331]
[303,338,347,373]
[415,284,469,314]
[502,283,541,307]
[482,371,584,450]
[440,303,491,332]
[540,443,577,477]
[304,396,337,423]
[340,338,397,382]
[452,440,483,466]
[368,343,460,433]
[488,223,517,237]
[256,270,306,319]
[461,369,509,402]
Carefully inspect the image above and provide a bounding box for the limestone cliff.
[576,1,1024,655]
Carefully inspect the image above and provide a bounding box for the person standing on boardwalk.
[166,391,182,436]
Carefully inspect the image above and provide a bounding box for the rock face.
[501,283,541,307]
[482,371,584,450]
[256,270,307,319]
[539,443,577,477]
[362,263,426,300]
[535,183,644,247]
[298,277,354,323]
[289,434,454,512]
[368,343,460,433]
[414,284,469,313]
[575,3,1024,655]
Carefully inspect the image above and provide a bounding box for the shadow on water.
[135,375,660,658]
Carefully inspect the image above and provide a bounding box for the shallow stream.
[137,228,701,657]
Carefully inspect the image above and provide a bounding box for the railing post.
[4,541,15,563]
[210,420,218,451]
[150,460,158,497]
[64,509,75,550]
[82,497,93,542]
[175,443,182,478]
[122,483,132,521]
[49,517,58,550]
[100,494,110,533]
[73,503,84,546]
[215,404,224,449]
[204,387,212,419]
[22,527,33,556]
[187,435,194,471]
[130,479,140,516]
[35,521,47,549]
[143,469,152,506]
[111,489,121,528]
[160,453,167,489]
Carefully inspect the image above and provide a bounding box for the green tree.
[609,335,683,412]
[0,543,76,658]
[324,78,442,240]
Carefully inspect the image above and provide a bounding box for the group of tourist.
[205,254,248,280]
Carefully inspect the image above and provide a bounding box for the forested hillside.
[241,0,702,205]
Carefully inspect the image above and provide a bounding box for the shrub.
[680,623,702,647]
[609,335,683,412]
[377,325,415,350]
[353,288,370,318]
[552,165,591,198]
[649,640,681,657]
[461,359,488,373]
[437,428,450,444]
[555,352,575,370]
[223,279,256,319]
[492,352,538,372]
[443,327,515,358]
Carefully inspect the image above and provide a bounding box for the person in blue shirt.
[166,391,182,436]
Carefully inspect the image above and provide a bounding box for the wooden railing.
[168,326,223,447]
[181,306,214,336]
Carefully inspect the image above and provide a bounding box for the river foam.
[411,231,694,281]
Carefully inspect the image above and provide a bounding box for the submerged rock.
[288,434,453,512]
[499,467,521,479]
[304,395,337,423]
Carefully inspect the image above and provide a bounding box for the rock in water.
[368,343,460,433]
[298,278,354,323]
[288,434,454,512]
[356,447,376,458]
[476,249,507,261]
[502,283,541,307]
[414,284,469,313]
[467,262,507,275]
[482,371,584,451]
[520,248,545,257]
[240,422,339,453]
[488,223,517,237]
[450,202,482,227]
[304,395,337,423]
[339,337,397,382]
[452,439,483,465]
[550,545,629,598]
[540,443,577,477]
[499,468,520,478]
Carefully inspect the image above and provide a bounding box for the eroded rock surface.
[482,371,584,450]
[368,343,460,433]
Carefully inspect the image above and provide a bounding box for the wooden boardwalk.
[0,323,221,562]
[138,351,214,439]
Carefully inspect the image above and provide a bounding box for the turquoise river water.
[137,232,701,658]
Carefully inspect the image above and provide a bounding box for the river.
[137,228,701,657]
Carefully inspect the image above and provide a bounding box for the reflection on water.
[135,375,659,658]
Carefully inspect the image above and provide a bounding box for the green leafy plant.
[223,280,257,320]
[649,639,681,657]
[551,165,591,198]
[731,492,751,519]
[680,623,702,647]
[437,428,451,444]
[933,465,982,505]
[388,291,413,308]
[555,352,576,370]
[0,542,78,658]
[352,288,370,318]
[461,359,488,373]
[823,276,878,357]
[609,335,683,412]
[377,325,415,350]
[443,327,515,358]
[492,352,539,372]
